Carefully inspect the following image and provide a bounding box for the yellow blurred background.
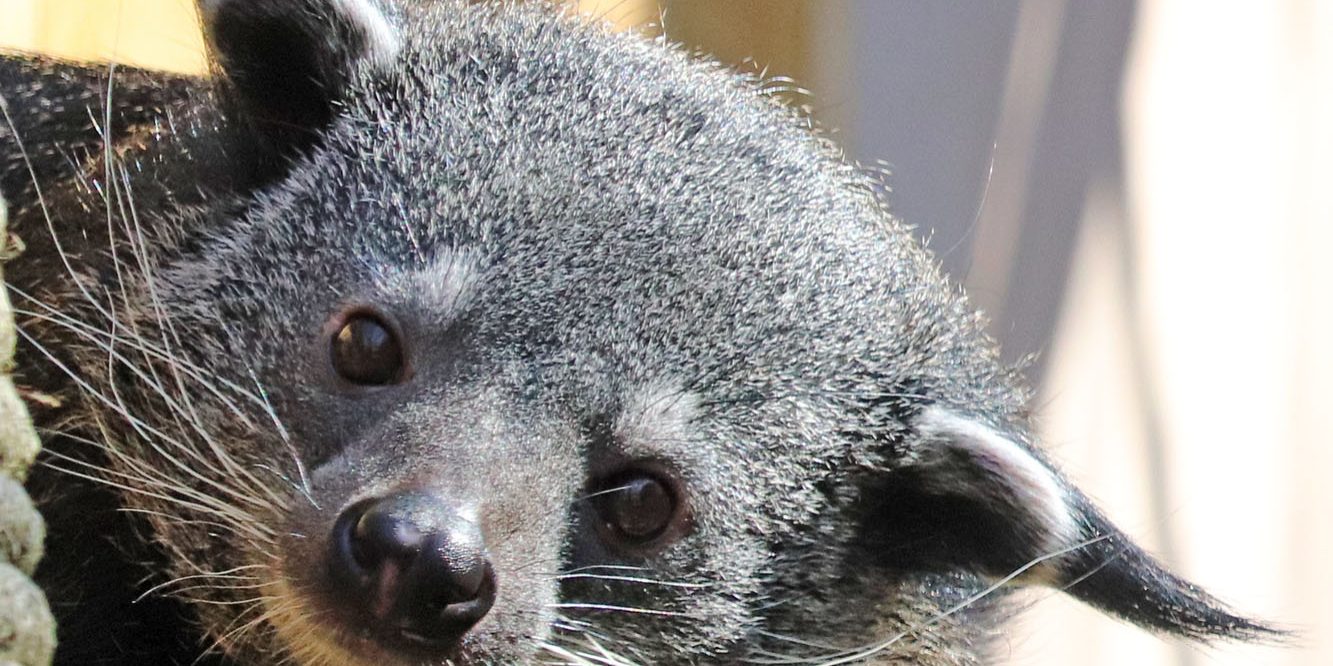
[2,1,1328,665]
[0,0,206,71]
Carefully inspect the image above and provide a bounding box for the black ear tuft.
[869,406,1283,643]
[1060,495,1284,642]
[198,0,400,154]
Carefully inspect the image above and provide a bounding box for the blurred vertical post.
[658,1,816,95]
[572,0,655,33]
[1012,1,1332,665]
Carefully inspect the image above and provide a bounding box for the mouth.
[263,578,480,666]
[349,572,500,660]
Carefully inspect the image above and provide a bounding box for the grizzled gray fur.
[0,1,1272,664]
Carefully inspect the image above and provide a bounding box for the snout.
[327,490,496,649]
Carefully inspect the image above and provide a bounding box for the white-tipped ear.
[875,405,1277,641]
[199,0,401,65]
[329,0,402,67]
[912,406,1077,569]
[198,0,402,150]
[865,406,1079,585]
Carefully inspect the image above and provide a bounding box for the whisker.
[551,573,710,590]
[134,564,271,601]
[17,322,288,520]
[0,91,114,321]
[804,533,1114,666]
[547,603,697,619]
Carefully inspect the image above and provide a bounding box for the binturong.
[0,1,1278,664]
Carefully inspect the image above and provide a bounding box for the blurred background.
[1,1,1328,664]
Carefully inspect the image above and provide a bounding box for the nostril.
[351,503,425,570]
[422,530,488,604]
[329,499,373,584]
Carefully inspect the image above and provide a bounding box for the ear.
[871,405,1277,641]
[198,0,401,153]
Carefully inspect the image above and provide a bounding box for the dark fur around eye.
[331,314,406,385]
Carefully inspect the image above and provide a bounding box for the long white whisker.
[0,91,114,321]
[807,534,1114,666]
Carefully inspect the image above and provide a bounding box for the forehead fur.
[220,1,1020,427]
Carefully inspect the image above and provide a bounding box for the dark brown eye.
[330,314,405,385]
[594,472,679,546]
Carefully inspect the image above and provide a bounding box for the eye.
[592,470,682,549]
[330,314,405,385]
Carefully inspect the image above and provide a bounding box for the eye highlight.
[591,469,684,551]
[330,313,405,386]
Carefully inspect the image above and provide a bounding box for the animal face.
[2,1,1271,664]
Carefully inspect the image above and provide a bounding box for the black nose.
[329,490,495,647]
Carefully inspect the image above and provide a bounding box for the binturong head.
[6,0,1279,664]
